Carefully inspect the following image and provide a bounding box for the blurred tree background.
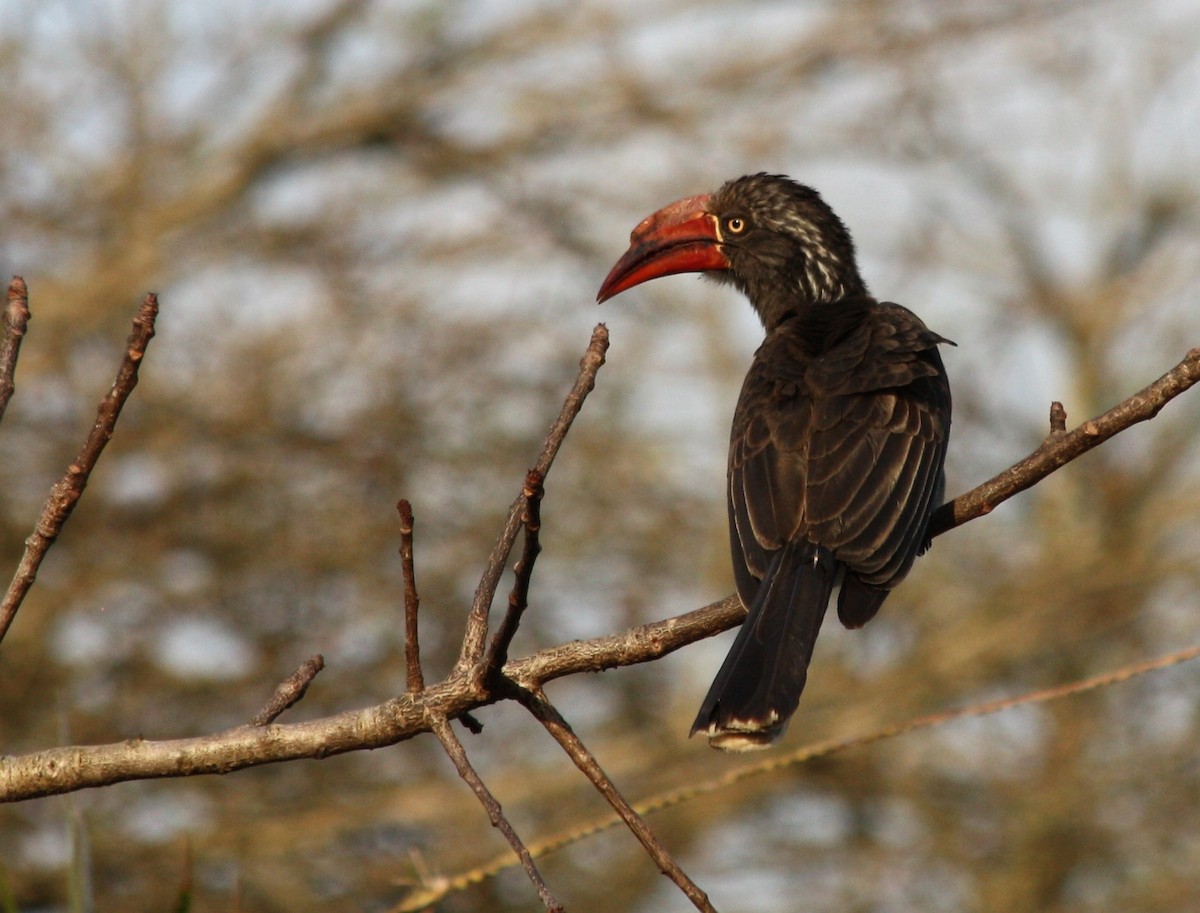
[2,0,1200,910]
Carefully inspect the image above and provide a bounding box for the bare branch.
[0,593,740,802]
[510,595,745,689]
[457,323,609,673]
[0,276,30,424]
[397,498,424,694]
[427,713,564,913]
[0,674,478,802]
[484,468,545,677]
[511,348,1200,683]
[0,292,159,647]
[250,655,326,726]
[517,686,717,913]
[928,346,1200,539]
[3,338,1198,806]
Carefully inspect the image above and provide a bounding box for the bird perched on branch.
[598,174,952,751]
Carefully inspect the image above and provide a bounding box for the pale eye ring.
[725,216,747,234]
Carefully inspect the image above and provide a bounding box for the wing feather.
[726,301,950,612]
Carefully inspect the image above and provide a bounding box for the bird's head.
[597,173,867,329]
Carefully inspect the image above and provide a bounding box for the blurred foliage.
[2,0,1200,910]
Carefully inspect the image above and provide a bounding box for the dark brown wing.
[727,301,951,613]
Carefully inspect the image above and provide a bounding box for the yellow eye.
[725,216,747,234]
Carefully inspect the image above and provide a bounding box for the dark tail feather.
[690,541,836,751]
[836,574,889,629]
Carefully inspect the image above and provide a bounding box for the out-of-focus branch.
[0,291,159,648]
[0,276,30,424]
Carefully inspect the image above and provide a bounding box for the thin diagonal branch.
[484,468,545,677]
[0,276,30,425]
[928,346,1200,538]
[397,498,425,693]
[427,713,564,913]
[517,686,718,913]
[250,655,326,726]
[0,292,159,648]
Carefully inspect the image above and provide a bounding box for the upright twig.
[250,655,326,726]
[0,292,160,648]
[427,712,565,913]
[1048,400,1067,436]
[397,499,425,693]
[483,468,545,677]
[518,686,718,913]
[0,276,30,425]
[457,324,608,673]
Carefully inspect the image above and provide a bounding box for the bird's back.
[727,297,951,619]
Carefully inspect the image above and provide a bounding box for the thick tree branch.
[0,292,159,647]
[0,673,482,802]
[0,597,749,802]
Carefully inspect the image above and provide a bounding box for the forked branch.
[398,636,1200,910]
[457,325,608,672]
[484,468,545,677]
[2,341,1198,809]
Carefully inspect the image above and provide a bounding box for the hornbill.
[597,174,952,751]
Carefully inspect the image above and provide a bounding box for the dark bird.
[597,174,952,751]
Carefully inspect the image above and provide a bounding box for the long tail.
[690,541,836,751]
